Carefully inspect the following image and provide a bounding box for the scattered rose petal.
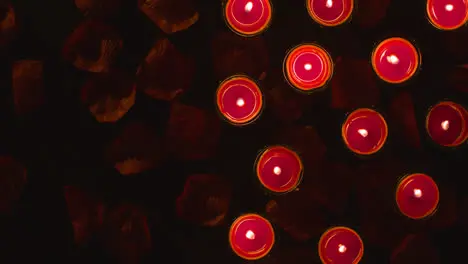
[12,60,45,115]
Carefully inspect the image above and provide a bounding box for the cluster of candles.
[220,0,467,262]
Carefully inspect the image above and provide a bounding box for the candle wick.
[441,120,450,131]
[326,0,333,8]
[273,166,282,175]
[413,188,422,198]
[445,4,454,11]
[338,244,347,253]
[245,2,253,13]
[358,129,368,138]
[387,54,399,65]
[246,230,255,240]
[304,63,312,71]
[236,98,245,107]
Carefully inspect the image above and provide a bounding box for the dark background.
[1,0,467,263]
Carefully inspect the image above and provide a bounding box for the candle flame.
[441,120,450,131]
[236,98,245,107]
[326,0,333,8]
[413,188,422,198]
[304,63,312,71]
[246,230,255,240]
[338,244,347,253]
[358,129,368,138]
[445,4,454,11]
[387,54,400,65]
[245,1,253,12]
[273,166,282,175]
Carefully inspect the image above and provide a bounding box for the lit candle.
[426,0,468,30]
[229,214,275,260]
[255,146,303,193]
[284,44,333,92]
[371,37,420,84]
[342,108,388,155]
[396,173,439,220]
[319,226,364,264]
[425,101,468,147]
[307,0,354,27]
[216,75,263,126]
[224,0,273,36]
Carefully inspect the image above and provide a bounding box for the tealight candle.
[425,101,468,147]
[229,214,275,260]
[283,44,333,92]
[319,226,364,264]
[371,37,420,84]
[216,75,263,126]
[224,0,273,36]
[426,0,468,30]
[255,146,303,193]
[396,173,439,220]
[342,108,388,155]
[307,0,354,27]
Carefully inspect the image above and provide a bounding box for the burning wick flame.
[358,129,368,138]
[236,98,245,107]
[246,230,256,240]
[387,54,400,65]
[441,120,450,131]
[338,244,347,253]
[245,2,253,12]
[445,4,454,11]
[273,166,282,175]
[326,0,333,8]
[413,188,422,198]
[304,63,312,71]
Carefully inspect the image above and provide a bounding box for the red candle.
[426,0,468,30]
[283,44,333,92]
[319,226,364,264]
[224,0,273,36]
[396,173,439,220]
[255,146,303,193]
[342,108,388,155]
[425,101,468,147]
[371,37,420,84]
[216,75,263,125]
[229,214,275,260]
[306,0,354,27]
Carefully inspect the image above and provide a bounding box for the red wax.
[427,0,468,30]
[396,173,439,220]
[426,101,468,147]
[255,146,303,193]
[342,108,388,155]
[284,44,333,92]
[319,226,364,264]
[371,37,420,84]
[224,0,273,36]
[216,75,263,125]
[229,214,275,260]
[307,0,354,27]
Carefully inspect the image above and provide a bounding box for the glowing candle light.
[229,214,275,260]
[427,0,468,30]
[216,75,263,126]
[426,101,468,147]
[342,108,388,155]
[372,37,420,84]
[284,44,333,92]
[256,146,303,193]
[307,0,354,27]
[319,226,364,264]
[224,0,273,36]
[396,173,439,220]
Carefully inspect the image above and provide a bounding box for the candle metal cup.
[371,37,420,84]
[216,75,264,126]
[229,214,275,260]
[342,108,388,155]
[306,0,354,27]
[283,44,333,92]
[224,0,273,37]
[426,0,468,30]
[318,226,364,264]
[425,101,468,147]
[396,173,439,220]
[255,146,303,194]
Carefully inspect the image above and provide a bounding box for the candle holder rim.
[305,0,355,27]
[425,0,468,31]
[222,0,274,37]
[318,226,364,264]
